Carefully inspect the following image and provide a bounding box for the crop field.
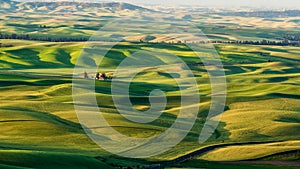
[0,38,299,168]
[0,0,300,168]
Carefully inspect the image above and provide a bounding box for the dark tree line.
[0,33,89,42]
[211,39,299,46]
[0,33,299,46]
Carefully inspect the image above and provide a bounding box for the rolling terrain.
[1,39,299,168]
[0,0,299,169]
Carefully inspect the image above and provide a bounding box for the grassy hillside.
[0,150,114,169]
[0,39,299,168]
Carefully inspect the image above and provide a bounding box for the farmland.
[0,0,299,168]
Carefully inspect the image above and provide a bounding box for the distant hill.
[0,0,19,11]
[219,10,300,18]
[0,0,151,13]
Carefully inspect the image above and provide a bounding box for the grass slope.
[0,150,114,169]
[0,40,299,168]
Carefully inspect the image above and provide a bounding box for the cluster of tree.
[211,39,300,46]
[0,33,30,40]
[140,39,211,44]
[39,25,47,28]
[0,43,13,47]
[283,34,300,41]
[0,33,89,42]
[139,39,299,46]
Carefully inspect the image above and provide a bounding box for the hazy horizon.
[16,0,300,9]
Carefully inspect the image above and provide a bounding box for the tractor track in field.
[0,120,37,123]
[0,70,74,79]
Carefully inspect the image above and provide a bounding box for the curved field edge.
[198,140,300,161]
[174,150,300,169]
[0,40,299,168]
[0,150,115,169]
[171,159,299,169]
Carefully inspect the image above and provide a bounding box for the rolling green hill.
[0,1,299,168]
[0,39,299,168]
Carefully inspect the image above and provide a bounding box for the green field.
[0,38,299,168]
[1,0,300,168]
